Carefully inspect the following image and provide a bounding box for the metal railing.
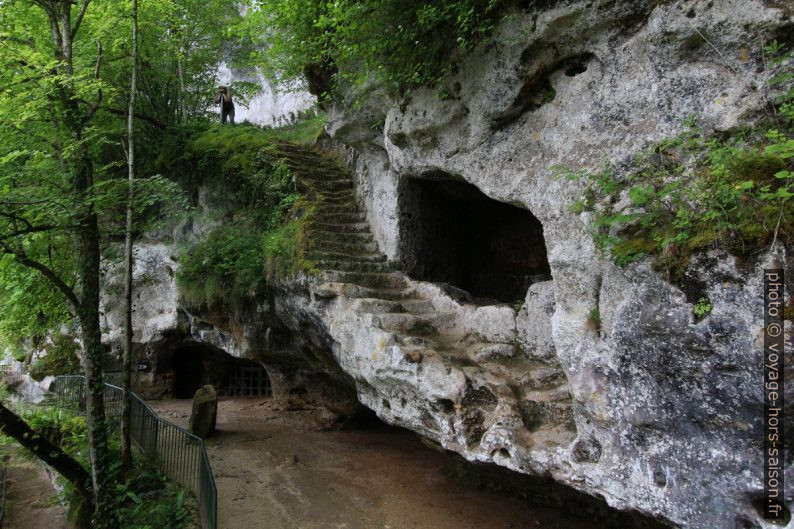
[52,375,217,529]
[0,463,5,522]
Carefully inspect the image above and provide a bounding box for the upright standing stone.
[189,384,217,439]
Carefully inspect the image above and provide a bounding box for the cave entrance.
[399,175,551,303]
[169,343,268,398]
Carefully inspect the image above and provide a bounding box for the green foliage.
[157,124,308,222]
[560,42,794,278]
[91,176,191,238]
[15,407,198,529]
[28,333,82,382]
[693,297,713,319]
[246,0,506,97]
[177,225,266,307]
[263,210,317,279]
[587,308,601,332]
[258,113,328,144]
[169,124,322,307]
[0,257,71,352]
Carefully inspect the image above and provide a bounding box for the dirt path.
[3,455,69,529]
[149,398,596,529]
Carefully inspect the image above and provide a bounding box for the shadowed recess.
[161,342,264,398]
[399,174,551,303]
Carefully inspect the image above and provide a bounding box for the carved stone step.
[308,221,371,233]
[308,239,379,254]
[321,270,407,289]
[518,366,568,390]
[316,203,362,214]
[313,282,415,301]
[317,194,356,205]
[305,251,386,263]
[318,188,355,198]
[306,230,374,243]
[301,177,352,189]
[471,343,517,362]
[369,312,454,335]
[321,260,394,273]
[313,211,366,223]
[351,298,434,315]
[525,385,571,403]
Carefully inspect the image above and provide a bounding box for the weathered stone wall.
[322,1,794,528]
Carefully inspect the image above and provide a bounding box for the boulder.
[188,384,217,439]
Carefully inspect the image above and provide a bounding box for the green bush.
[169,124,324,307]
[177,225,266,307]
[29,333,82,381]
[263,209,318,280]
[693,297,713,320]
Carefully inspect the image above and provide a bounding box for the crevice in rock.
[398,173,552,304]
[442,453,672,529]
[490,52,595,130]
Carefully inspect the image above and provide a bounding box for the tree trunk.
[120,0,139,472]
[177,54,187,123]
[76,186,118,529]
[23,3,118,526]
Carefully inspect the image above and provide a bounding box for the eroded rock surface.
[99,2,794,528]
[321,2,794,528]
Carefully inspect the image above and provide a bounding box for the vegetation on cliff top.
[246,0,506,98]
[158,123,321,308]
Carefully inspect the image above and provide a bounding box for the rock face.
[189,384,218,439]
[319,2,793,528]
[99,2,794,528]
[216,63,315,127]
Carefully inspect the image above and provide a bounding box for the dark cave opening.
[399,175,552,303]
[166,342,265,398]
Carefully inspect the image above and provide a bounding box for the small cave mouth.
[399,175,552,304]
[162,342,268,398]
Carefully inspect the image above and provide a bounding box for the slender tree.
[121,0,140,472]
[0,2,118,526]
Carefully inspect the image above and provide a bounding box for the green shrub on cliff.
[560,41,794,279]
[29,333,82,381]
[177,226,266,307]
[169,124,319,307]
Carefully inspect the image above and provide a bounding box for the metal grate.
[52,375,217,529]
[226,365,272,397]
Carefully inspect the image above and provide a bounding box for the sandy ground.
[3,455,69,529]
[148,397,596,529]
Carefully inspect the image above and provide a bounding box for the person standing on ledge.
[216,85,235,124]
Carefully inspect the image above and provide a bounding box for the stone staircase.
[275,142,575,465]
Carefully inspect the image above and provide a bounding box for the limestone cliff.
[100,2,794,528]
